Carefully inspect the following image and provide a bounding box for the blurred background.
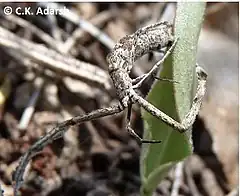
[0,2,238,196]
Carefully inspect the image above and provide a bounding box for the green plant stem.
[140,3,206,196]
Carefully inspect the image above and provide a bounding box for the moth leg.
[132,74,178,86]
[126,104,161,143]
[132,65,207,133]
[132,38,178,89]
[12,104,124,195]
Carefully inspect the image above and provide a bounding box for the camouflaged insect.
[11,21,207,196]
[107,22,174,107]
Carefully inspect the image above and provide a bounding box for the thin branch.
[170,162,184,196]
[37,2,115,49]
[18,78,44,131]
[0,26,112,91]
[63,10,114,53]
[2,14,63,52]
[185,162,201,196]
[46,14,62,42]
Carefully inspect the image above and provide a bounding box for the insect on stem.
[11,21,207,196]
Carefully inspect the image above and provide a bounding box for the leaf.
[140,3,206,196]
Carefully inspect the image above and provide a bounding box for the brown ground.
[0,2,238,196]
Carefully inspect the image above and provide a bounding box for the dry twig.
[170,162,184,196]
[18,78,44,131]
[2,14,63,52]
[0,26,112,91]
[38,2,115,49]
